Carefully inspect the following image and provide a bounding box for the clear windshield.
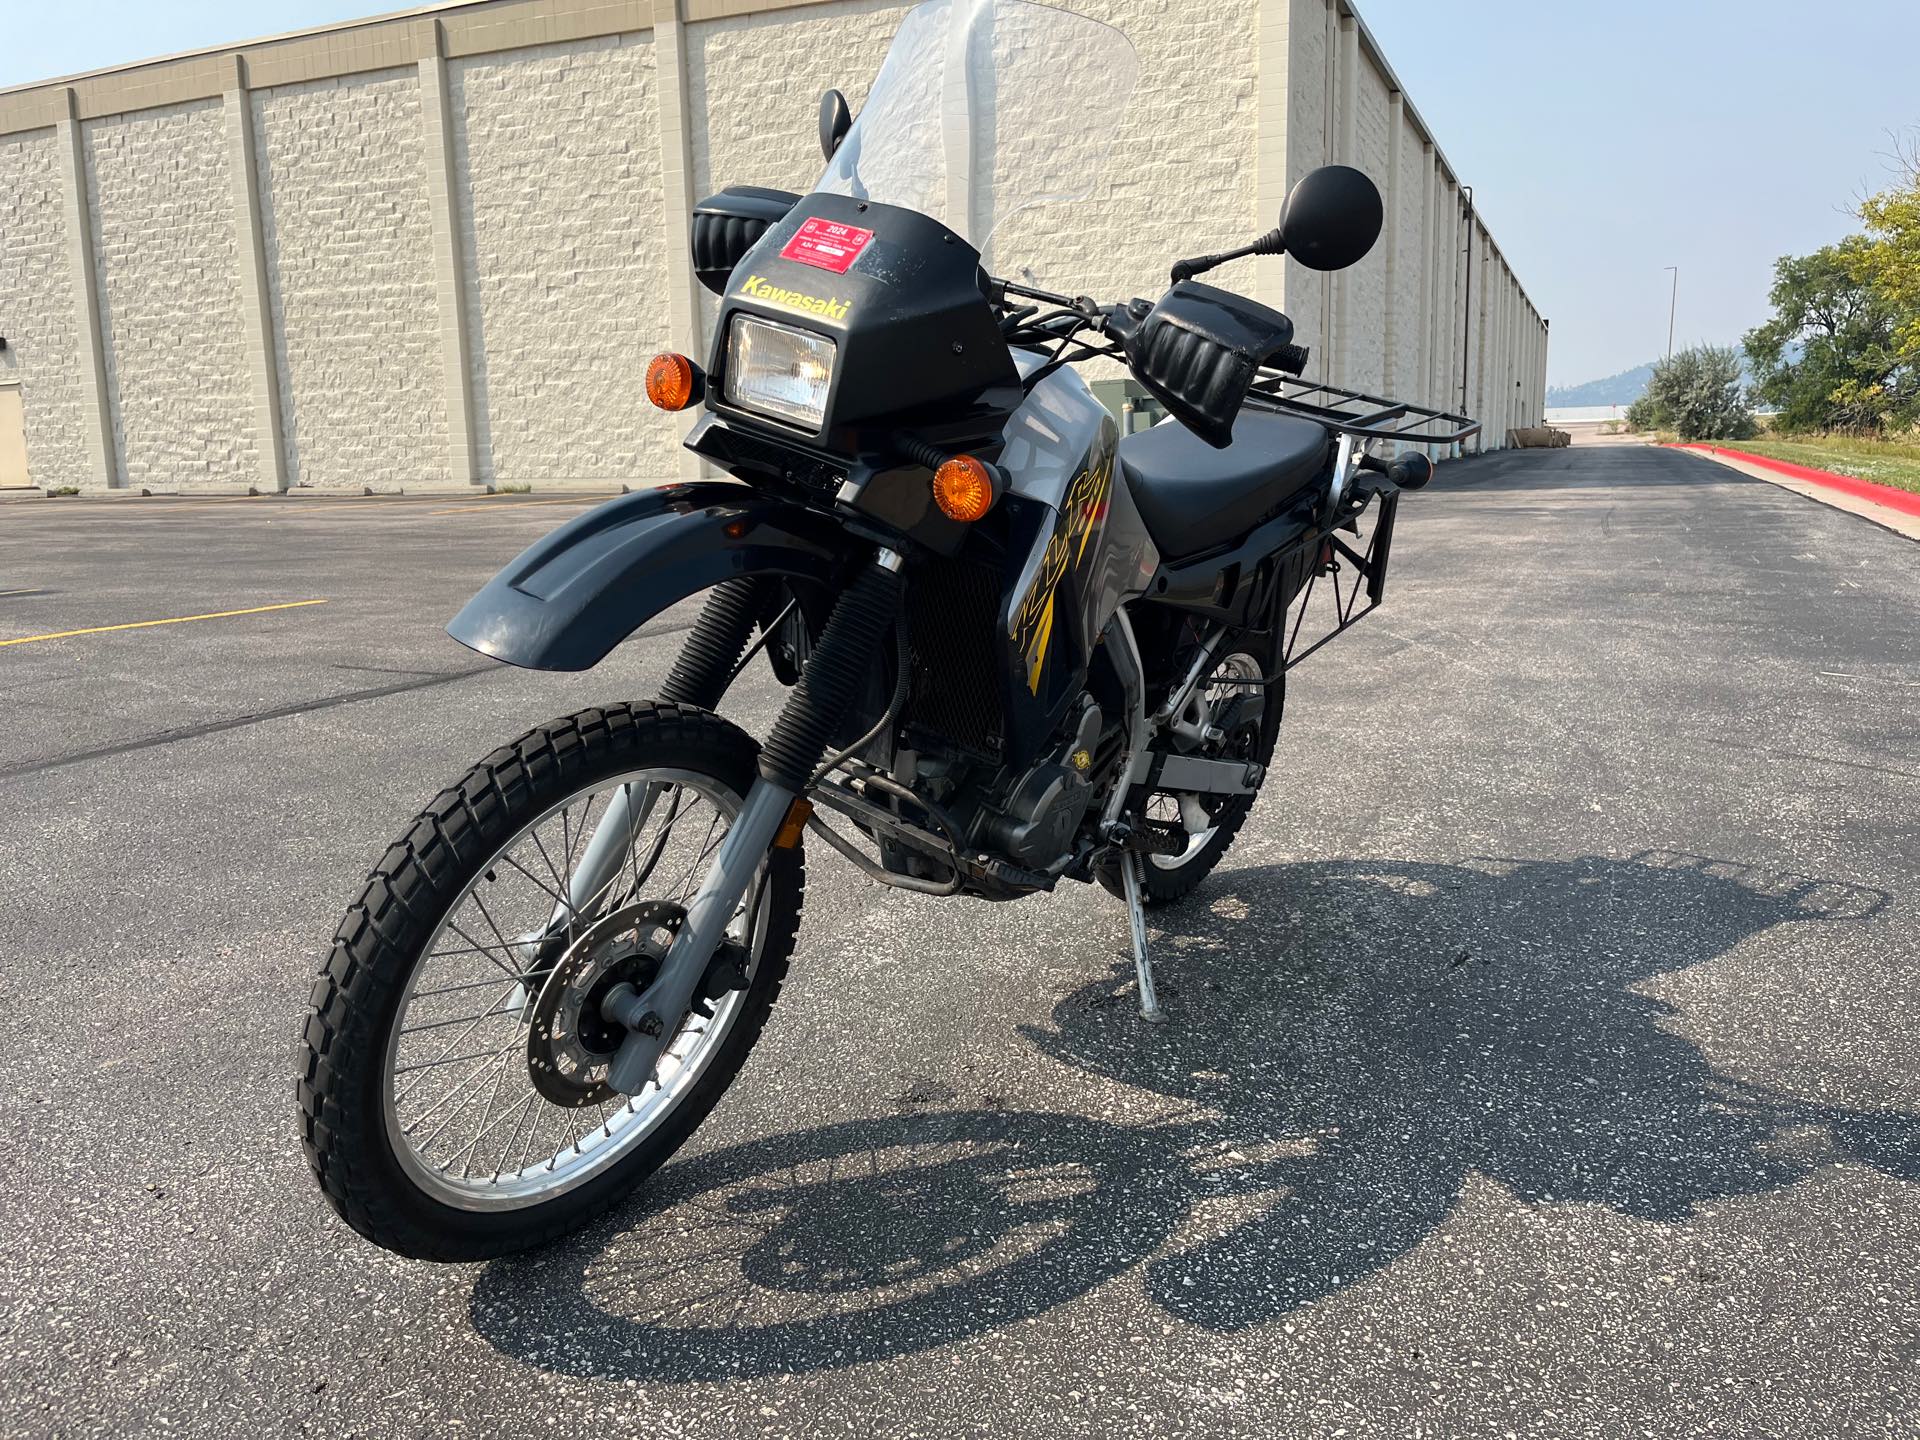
[811,0,1137,253]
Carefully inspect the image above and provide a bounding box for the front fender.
[447,482,856,671]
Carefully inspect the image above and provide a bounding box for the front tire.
[296,703,802,1261]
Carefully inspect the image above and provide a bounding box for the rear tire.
[296,703,802,1261]
[1096,633,1282,906]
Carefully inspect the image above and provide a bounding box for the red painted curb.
[1668,442,1920,519]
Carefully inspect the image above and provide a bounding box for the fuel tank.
[991,352,1158,762]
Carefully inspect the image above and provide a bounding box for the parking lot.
[3,446,1917,1438]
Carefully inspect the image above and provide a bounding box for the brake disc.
[526,900,685,1107]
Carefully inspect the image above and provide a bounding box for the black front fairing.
[677,195,1140,780]
[701,193,1021,464]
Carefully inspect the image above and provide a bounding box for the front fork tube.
[601,549,907,1094]
[601,780,794,1093]
[542,575,774,945]
[554,781,662,928]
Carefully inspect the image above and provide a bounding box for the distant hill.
[1549,349,1776,410]
[1547,363,1654,408]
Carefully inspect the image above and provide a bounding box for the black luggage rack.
[1248,373,1479,672]
[1245,371,1483,448]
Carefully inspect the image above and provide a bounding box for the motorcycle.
[297,0,1478,1260]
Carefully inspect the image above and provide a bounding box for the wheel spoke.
[399,998,522,1035]
[382,761,764,1213]
[453,1046,518,1178]
[490,1091,543,1183]
[390,978,524,1089]
[402,1033,526,1133]
[441,919,528,983]
[667,809,724,903]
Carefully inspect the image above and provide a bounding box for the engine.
[980,697,1104,870]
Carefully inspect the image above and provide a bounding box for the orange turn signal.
[932,455,997,523]
[645,352,700,411]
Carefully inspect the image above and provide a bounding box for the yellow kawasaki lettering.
[740,275,850,322]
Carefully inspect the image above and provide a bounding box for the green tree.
[1744,239,1908,432]
[1643,345,1755,441]
[1849,132,1920,427]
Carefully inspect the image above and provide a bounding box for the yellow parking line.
[0,588,43,598]
[0,598,326,649]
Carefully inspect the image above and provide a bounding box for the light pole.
[1663,266,1678,360]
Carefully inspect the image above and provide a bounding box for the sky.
[1355,0,1920,386]
[5,0,1918,386]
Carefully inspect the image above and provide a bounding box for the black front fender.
[447,482,857,671]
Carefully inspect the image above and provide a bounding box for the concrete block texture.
[252,70,447,490]
[685,0,912,350]
[0,129,87,490]
[3,0,1545,491]
[450,33,679,487]
[83,99,261,491]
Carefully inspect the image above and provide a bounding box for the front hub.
[526,901,686,1106]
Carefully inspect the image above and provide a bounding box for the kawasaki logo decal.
[739,274,850,321]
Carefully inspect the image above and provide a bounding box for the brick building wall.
[0,0,1545,495]
[255,71,448,490]
[452,32,677,486]
[0,130,87,488]
[85,98,260,490]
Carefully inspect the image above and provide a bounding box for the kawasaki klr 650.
[298,0,1478,1259]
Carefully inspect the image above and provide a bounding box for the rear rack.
[1279,487,1398,671]
[1245,372,1481,447]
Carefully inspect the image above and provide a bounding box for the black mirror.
[819,89,852,160]
[1279,164,1382,272]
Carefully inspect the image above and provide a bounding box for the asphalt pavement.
[2,447,1917,1438]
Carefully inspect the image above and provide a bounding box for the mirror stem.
[1169,227,1284,285]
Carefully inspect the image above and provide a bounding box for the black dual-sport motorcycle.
[298,0,1478,1259]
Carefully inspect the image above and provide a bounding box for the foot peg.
[1119,850,1167,1024]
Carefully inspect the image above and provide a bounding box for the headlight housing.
[724,315,836,431]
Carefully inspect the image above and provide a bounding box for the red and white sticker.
[779,217,874,275]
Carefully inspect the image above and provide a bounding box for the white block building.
[0,0,1545,495]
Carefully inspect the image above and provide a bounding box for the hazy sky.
[6,0,1918,385]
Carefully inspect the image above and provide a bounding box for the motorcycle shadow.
[470,848,1912,1380]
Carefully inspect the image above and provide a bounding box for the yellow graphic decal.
[1025,595,1056,694]
[1013,437,1116,693]
[739,274,850,322]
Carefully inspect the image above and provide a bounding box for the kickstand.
[1120,849,1167,1024]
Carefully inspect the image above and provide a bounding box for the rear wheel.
[297,703,802,1260]
[1096,635,1282,905]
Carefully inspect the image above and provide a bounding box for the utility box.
[1090,378,1168,435]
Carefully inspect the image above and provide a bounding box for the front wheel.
[297,703,803,1260]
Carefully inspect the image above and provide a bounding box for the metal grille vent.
[903,556,1004,755]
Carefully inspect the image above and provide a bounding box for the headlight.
[725,315,836,431]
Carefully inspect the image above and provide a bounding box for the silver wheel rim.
[380,767,766,1212]
[1148,650,1264,871]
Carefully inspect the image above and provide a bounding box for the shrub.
[1643,346,1756,441]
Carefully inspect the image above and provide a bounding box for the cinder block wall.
[452,32,676,488]
[0,130,89,485]
[255,71,449,490]
[1276,0,1546,444]
[86,99,262,490]
[0,0,1544,495]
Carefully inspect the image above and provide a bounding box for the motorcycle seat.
[1118,409,1332,559]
